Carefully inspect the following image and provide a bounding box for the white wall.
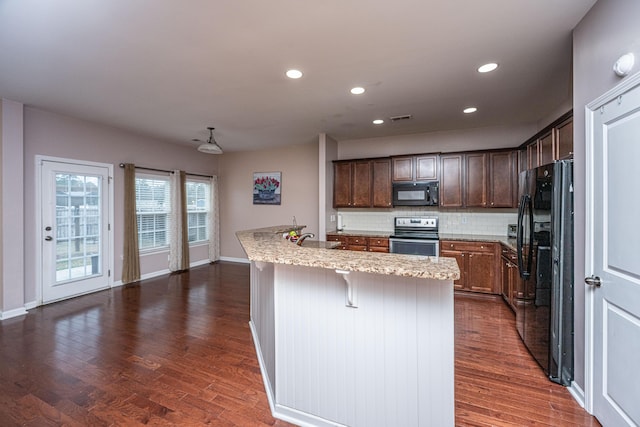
[319,133,338,240]
[23,107,219,304]
[218,142,319,260]
[573,0,640,396]
[0,99,26,318]
[337,123,538,160]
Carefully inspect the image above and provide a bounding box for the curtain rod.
[119,163,213,179]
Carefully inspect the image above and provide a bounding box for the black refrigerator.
[516,160,573,385]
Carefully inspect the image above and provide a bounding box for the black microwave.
[392,182,439,206]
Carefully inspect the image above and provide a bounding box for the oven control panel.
[394,217,438,229]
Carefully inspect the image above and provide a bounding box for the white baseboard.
[141,268,171,281]
[190,259,212,268]
[219,256,250,264]
[24,301,38,310]
[0,307,28,320]
[568,381,586,409]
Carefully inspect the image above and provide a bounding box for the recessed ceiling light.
[286,69,303,79]
[372,119,384,125]
[350,86,365,95]
[463,107,478,114]
[477,63,498,73]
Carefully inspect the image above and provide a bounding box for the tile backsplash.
[335,207,517,236]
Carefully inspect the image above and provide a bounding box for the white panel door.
[40,159,111,303]
[589,81,640,426]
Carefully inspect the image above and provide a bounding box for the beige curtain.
[208,175,220,262]
[122,163,140,284]
[169,170,190,271]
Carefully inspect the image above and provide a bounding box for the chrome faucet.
[296,233,315,246]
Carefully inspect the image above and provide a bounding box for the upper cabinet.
[371,158,393,208]
[332,111,569,210]
[392,154,439,182]
[334,158,392,208]
[440,154,464,207]
[440,151,517,208]
[488,151,517,208]
[555,117,573,160]
[333,161,353,207]
[523,113,573,169]
[465,153,487,207]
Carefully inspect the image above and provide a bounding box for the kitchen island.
[237,226,460,427]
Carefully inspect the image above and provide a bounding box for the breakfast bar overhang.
[237,226,460,427]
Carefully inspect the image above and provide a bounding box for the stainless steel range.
[389,217,439,256]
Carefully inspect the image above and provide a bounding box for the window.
[186,180,210,243]
[135,175,170,250]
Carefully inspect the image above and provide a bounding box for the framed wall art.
[253,172,281,205]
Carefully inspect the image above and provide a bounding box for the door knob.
[45,236,53,241]
[584,275,602,287]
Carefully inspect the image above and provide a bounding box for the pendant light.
[197,127,223,154]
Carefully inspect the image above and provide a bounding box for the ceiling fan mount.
[196,126,223,154]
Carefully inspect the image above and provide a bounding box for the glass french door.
[41,160,111,303]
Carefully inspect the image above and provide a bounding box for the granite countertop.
[439,233,517,251]
[236,225,459,280]
[326,229,392,238]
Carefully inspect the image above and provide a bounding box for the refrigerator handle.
[517,194,532,279]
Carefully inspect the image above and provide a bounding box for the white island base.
[249,261,454,427]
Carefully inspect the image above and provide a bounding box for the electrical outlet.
[461,216,467,224]
[330,215,336,222]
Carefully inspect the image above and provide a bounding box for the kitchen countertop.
[439,233,517,251]
[236,225,459,280]
[326,229,392,238]
[328,230,519,251]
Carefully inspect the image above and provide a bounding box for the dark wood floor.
[0,262,600,426]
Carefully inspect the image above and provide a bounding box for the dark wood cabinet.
[527,143,539,169]
[518,148,528,175]
[391,156,414,182]
[326,233,348,250]
[346,235,368,251]
[440,240,499,294]
[465,153,487,207]
[333,161,353,208]
[521,113,573,171]
[392,154,439,182]
[538,131,554,166]
[441,151,517,209]
[555,118,573,160]
[415,155,439,181]
[440,249,466,291]
[368,237,390,252]
[326,234,389,253]
[371,158,392,207]
[440,154,464,207]
[500,245,523,312]
[334,159,391,208]
[352,160,372,207]
[488,151,517,208]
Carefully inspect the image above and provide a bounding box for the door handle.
[45,236,53,241]
[584,275,602,287]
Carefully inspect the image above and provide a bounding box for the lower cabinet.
[326,234,389,253]
[500,244,523,312]
[440,240,499,294]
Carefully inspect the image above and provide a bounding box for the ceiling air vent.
[389,114,413,122]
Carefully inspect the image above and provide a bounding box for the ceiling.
[0,0,597,152]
